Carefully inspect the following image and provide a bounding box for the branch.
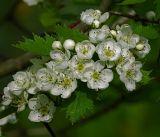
[109,11,160,25]
[58,95,124,134]
[0,53,35,77]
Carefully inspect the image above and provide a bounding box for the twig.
[43,122,57,137]
[0,53,35,77]
[58,95,124,134]
[109,11,160,25]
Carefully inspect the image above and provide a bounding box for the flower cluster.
[0,9,150,124]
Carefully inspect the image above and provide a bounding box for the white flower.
[63,39,75,50]
[84,61,113,90]
[116,48,135,66]
[52,41,62,50]
[75,40,96,59]
[23,0,43,6]
[80,9,109,27]
[69,55,94,81]
[2,88,28,112]
[49,50,70,70]
[50,70,77,98]
[116,60,142,91]
[89,25,110,43]
[28,94,56,123]
[134,37,151,58]
[7,71,30,95]
[36,68,57,91]
[80,9,101,25]
[96,39,121,61]
[116,24,139,49]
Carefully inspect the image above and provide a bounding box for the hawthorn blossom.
[75,40,96,59]
[28,94,56,122]
[50,70,77,98]
[96,39,121,61]
[84,61,113,90]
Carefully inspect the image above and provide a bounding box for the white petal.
[0,117,8,126]
[38,94,49,106]
[61,91,72,99]
[124,79,136,91]
[28,98,39,110]
[99,12,109,23]
[28,111,41,122]
[101,69,113,82]
[50,85,63,96]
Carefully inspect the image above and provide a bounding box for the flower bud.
[110,30,117,37]
[93,20,100,28]
[52,41,62,49]
[136,44,144,50]
[63,39,75,50]
[95,10,101,14]
[146,11,156,20]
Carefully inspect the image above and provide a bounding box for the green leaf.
[55,25,88,42]
[134,25,159,39]
[40,8,60,27]
[118,0,146,5]
[66,91,94,124]
[15,34,54,56]
[140,70,153,85]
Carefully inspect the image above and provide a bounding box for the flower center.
[62,78,72,88]
[81,46,89,54]
[104,49,115,57]
[39,105,49,116]
[92,71,101,80]
[126,69,135,78]
[76,63,84,72]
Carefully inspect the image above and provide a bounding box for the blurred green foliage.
[0,0,160,137]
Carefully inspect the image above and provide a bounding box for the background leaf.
[133,25,159,39]
[55,25,88,42]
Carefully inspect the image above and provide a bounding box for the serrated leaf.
[140,70,152,85]
[55,25,88,42]
[134,25,159,39]
[66,91,94,124]
[15,34,54,56]
[118,0,146,5]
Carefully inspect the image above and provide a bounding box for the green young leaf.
[140,70,152,85]
[118,0,146,5]
[66,91,94,124]
[15,34,54,56]
[55,25,88,42]
[134,25,159,39]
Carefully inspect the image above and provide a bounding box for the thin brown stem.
[43,122,57,137]
[109,11,160,25]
